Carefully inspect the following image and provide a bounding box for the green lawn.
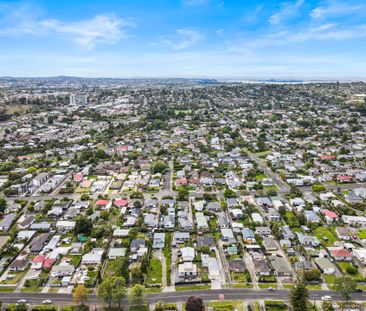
[265,185,279,192]
[283,211,300,227]
[323,273,337,287]
[208,300,244,311]
[145,258,162,286]
[0,270,28,285]
[175,284,211,291]
[255,174,266,181]
[313,226,338,246]
[0,286,15,292]
[265,301,287,311]
[306,284,322,290]
[358,229,366,239]
[338,262,364,281]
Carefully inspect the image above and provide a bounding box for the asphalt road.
[247,152,290,193]
[0,289,363,306]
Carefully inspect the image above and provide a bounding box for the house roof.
[330,248,352,257]
[322,209,338,219]
[96,199,109,206]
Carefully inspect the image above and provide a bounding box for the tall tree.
[185,296,205,311]
[98,276,126,308]
[0,197,6,213]
[111,277,126,309]
[73,284,88,306]
[129,284,145,307]
[289,273,309,311]
[335,275,356,302]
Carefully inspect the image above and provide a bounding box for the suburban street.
[0,288,363,306]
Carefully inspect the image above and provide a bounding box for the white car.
[16,299,27,304]
[42,300,52,305]
[321,296,332,301]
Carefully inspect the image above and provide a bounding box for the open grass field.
[208,300,244,311]
[313,226,338,246]
[145,258,162,285]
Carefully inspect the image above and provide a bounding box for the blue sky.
[0,0,366,79]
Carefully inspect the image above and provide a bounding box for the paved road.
[0,289,363,306]
[298,182,366,193]
[247,152,290,193]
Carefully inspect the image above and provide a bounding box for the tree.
[289,273,309,311]
[335,275,356,302]
[129,284,145,307]
[130,267,144,284]
[74,216,93,236]
[98,276,126,308]
[185,296,205,311]
[312,184,326,192]
[151,160,168,174]
[304,268,321,282]
[0,197,6,213]
[224,188,236,198]
[177,188,189,201]
[111,277,126,309]
[154,301,165,311]
[73,284,88,305]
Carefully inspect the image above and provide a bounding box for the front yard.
[313,226,338,246]
[145,258,162,286]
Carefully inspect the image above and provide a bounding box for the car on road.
[321,296,332,301]
[268,287,275,291]
[42,300,52,304]
[209,276,216,280]
[158,256,162,261]
[16,299,27,305]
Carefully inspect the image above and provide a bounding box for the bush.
[346,265,358,275]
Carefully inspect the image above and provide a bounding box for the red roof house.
[322,209,338,223]
[96,199,109,206]
[74,172,84,182]
[114,199,128,207]
[336,175,353,183]
[330,248,352,261]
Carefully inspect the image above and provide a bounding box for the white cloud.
[40,15,135,48]
[269,0,304,25]
[159,28,203,50]
[0,3,135,49]
[311,2,366,19]
[228,23,366,53]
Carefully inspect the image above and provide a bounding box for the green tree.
[185,296,205,311]
[177,188,189,201]
[151,161,168,174]
[224,188,236,198]
[0,197,6,213]
[290,273,309,311]
[334,275,356,302]
[73,284,88,306]
[154,301,165,311]
[129,284,145,307]
[74,216,93,236]
[98,276,126,308]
